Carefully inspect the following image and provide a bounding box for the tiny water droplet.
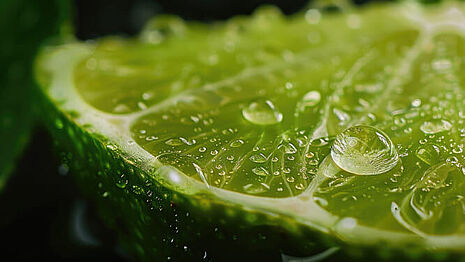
[106,144,117,150]
[243,183,269,194]
[252,167,269,177]
[249,153,267,163]
[295,183,305,190]
[416,144,440,165]
[411,99,421,107]
[230,139,245,147]
[431,59,451,71]
[278,142,297,154]
[305,9,321,24]
[331,125,398,175]
[333,108,351,122]
[55,119,64,129]
[301,91,321,109]
[199,147,207,152]
[146,136,158,141]
[116,180,128,189]
[165,138,184,146]
[242,99,283,125]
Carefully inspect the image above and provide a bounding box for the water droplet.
[346,15,361,29]
[116,180,128,189]
[278,142,297,154]
[243,183,269,194]
[295,183,305,190]
[199,147,207,152]
[411,99,421,107]
[210,150,219,156]
[305,9,321,24]
[55,119,64,129]
[242,99,283,125]
[431,59,451,71]
[252,167,269,177]
[146,136,158,141]
[300,90,321,109]
[249,153,267,163]
[333,108,351,122]
[416,144,440,165]
[305,152,315,158]
[331,125,399,175]
[420,119,452,134]
[230,139,245,147]
[165,138,184,146]
[106,144,117,150]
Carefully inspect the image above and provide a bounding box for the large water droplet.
[242,99,283,125]
[420,119,452,134]
[331,125,399,175]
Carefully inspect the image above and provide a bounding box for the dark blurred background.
[0,0,389,261]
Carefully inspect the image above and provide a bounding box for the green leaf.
[0,0,70,191]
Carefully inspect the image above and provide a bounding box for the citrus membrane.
[36,1,465,252]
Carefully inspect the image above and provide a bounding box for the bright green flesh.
[38,2,465,252]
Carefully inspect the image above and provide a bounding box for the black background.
[0,0,392,261]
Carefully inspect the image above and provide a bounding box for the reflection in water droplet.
[420,119,452,134]
[331,125,399,175]
[242,99,283,125]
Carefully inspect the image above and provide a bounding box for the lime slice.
[0,0,69,191]
[35,1,465,260]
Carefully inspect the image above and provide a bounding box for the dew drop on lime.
[415,144,440,165]
[331,125,399,175]
[301,90,321,108]
[242,99,282,125]
[252,167,269,177]
[249,153,267,163]
[420,119,452,134]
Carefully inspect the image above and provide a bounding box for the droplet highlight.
[242,99,283,125]
[331,125,399,175]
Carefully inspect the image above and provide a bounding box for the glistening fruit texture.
[35,1,465,261]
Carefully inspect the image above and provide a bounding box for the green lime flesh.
[36,1,465,258]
